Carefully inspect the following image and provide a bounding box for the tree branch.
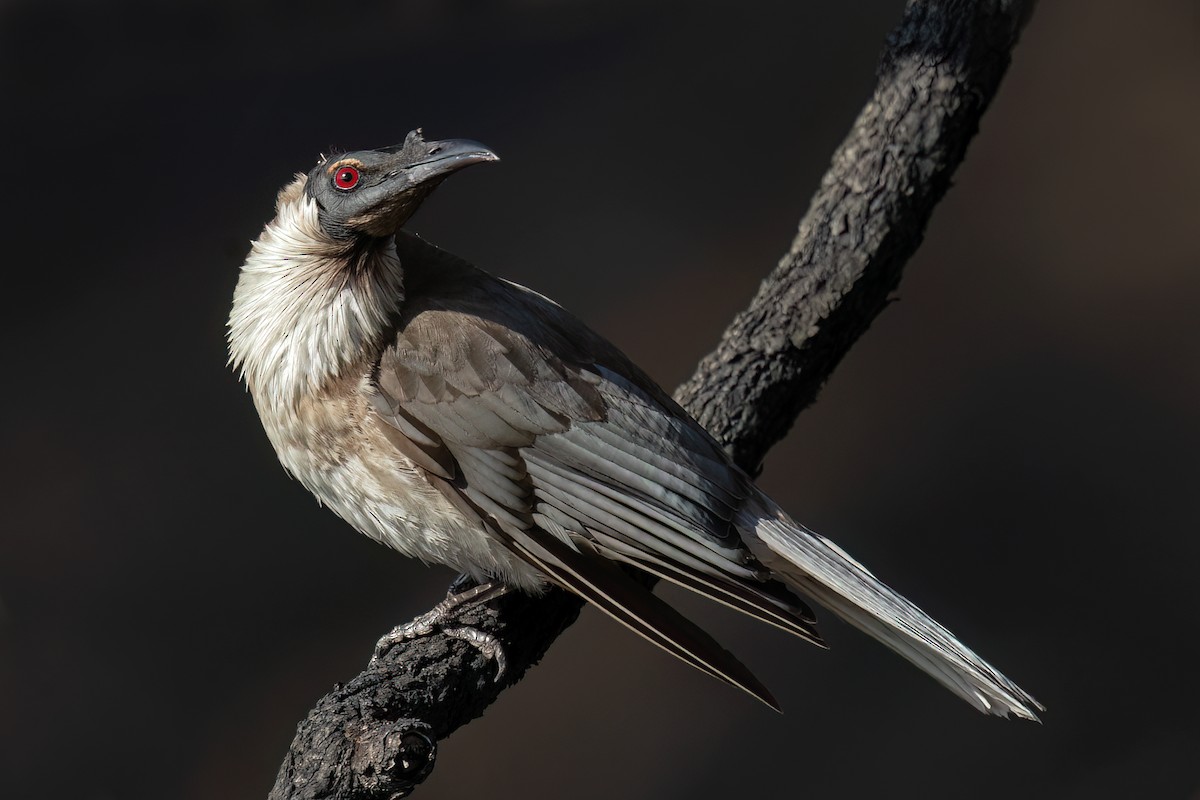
[268,2,1034,797]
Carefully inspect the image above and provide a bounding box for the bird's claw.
[441,626,508,681]
[370,580,511,681]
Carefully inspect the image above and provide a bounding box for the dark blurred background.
[2,1,1198,798]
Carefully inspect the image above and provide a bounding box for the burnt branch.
[268,2,1034,797]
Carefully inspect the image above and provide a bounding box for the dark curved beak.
[381,129,499,189]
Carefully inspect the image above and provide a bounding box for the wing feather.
[371,237,822,699]
[524,451,750,573]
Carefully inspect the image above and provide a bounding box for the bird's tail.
[740,498,1042,720]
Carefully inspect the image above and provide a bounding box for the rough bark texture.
[269,2,1034,797]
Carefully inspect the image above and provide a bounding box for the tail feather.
[741,501,1043,720]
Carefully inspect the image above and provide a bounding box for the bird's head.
[305,129,498,239]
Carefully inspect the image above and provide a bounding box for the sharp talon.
[493,645,508,681]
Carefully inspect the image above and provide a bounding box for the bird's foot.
[438,625,508,679]
[371,580,511,681]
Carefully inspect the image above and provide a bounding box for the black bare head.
[305,129,498,239]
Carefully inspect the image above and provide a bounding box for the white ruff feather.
[227,175,403,408]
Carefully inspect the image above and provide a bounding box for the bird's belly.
[314,456,547,592]
[262,391,548,592]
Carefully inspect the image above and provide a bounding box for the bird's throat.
[227,176,404,409]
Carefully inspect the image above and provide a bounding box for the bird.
[228,129,1041,720]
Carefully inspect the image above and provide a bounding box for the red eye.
[333,165,360,190]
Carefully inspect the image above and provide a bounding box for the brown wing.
[371,235,824,705]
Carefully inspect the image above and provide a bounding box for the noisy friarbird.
[228,130,1041,719]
